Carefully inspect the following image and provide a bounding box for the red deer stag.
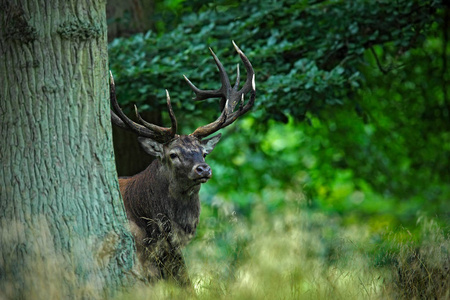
[110,41,255,285]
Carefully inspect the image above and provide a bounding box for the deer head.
[110,41,255,188]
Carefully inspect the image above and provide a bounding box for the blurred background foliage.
[108,0,448,230]
[108,0,449,298]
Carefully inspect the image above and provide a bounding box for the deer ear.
[201,133,222,154]
[138,137,164,158]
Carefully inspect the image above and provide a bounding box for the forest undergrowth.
[117,201,450,300]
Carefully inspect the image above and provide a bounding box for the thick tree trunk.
[0,1,136,299]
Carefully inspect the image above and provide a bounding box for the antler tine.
[190,42,256,139]
[183,47,232,102]
[134,90,178,139]
[110,71,177,143]
[233,63,240,91]
[190,99,230,138]
[183,75,220,101]
[110,71,155,138]
[164,90,178,136]
[229,41,255,109]
[221,74,256,128]
[210,47,233,97]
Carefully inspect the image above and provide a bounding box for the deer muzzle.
[192,163,212,183]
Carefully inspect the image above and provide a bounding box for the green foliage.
[109,1,449,297]
[109,0,441,123]
[108,0,448,227]
[199,23,450,225]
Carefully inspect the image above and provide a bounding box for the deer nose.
[195,163,211,177]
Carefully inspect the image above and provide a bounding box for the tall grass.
[188,207,383,300]
[381,218,450,299]
[118,202,449,300]
[2,207,447,299]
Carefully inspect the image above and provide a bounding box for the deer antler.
[184,41,256,139]
[110,71,178,143]
[110,42,255,141]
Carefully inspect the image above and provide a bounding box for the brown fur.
[118,135,220,285]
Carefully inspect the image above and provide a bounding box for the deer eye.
[170,153,178,160]
[203,153,207,158]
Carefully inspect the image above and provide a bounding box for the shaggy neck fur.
[121,160,201,248]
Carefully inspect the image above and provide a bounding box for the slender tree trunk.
[106,0,155,41]
[112,110,158,176]
[105,0,163,176]
[0,1,136,298]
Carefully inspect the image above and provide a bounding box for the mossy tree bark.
[0,0,136,298]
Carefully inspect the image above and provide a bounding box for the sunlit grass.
[116,198,449,300]
[185,206,385,300]
[116,205,384,299]
[3,202,447,299]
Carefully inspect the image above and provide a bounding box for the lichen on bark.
[58,20,102,41]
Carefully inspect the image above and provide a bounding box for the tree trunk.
[106,0,155,41]
[112,110,159,176]
[105,0,161,176]
[0,1,136,299]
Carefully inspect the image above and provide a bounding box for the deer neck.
[137,159,199,216]
[138,161,199,246]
